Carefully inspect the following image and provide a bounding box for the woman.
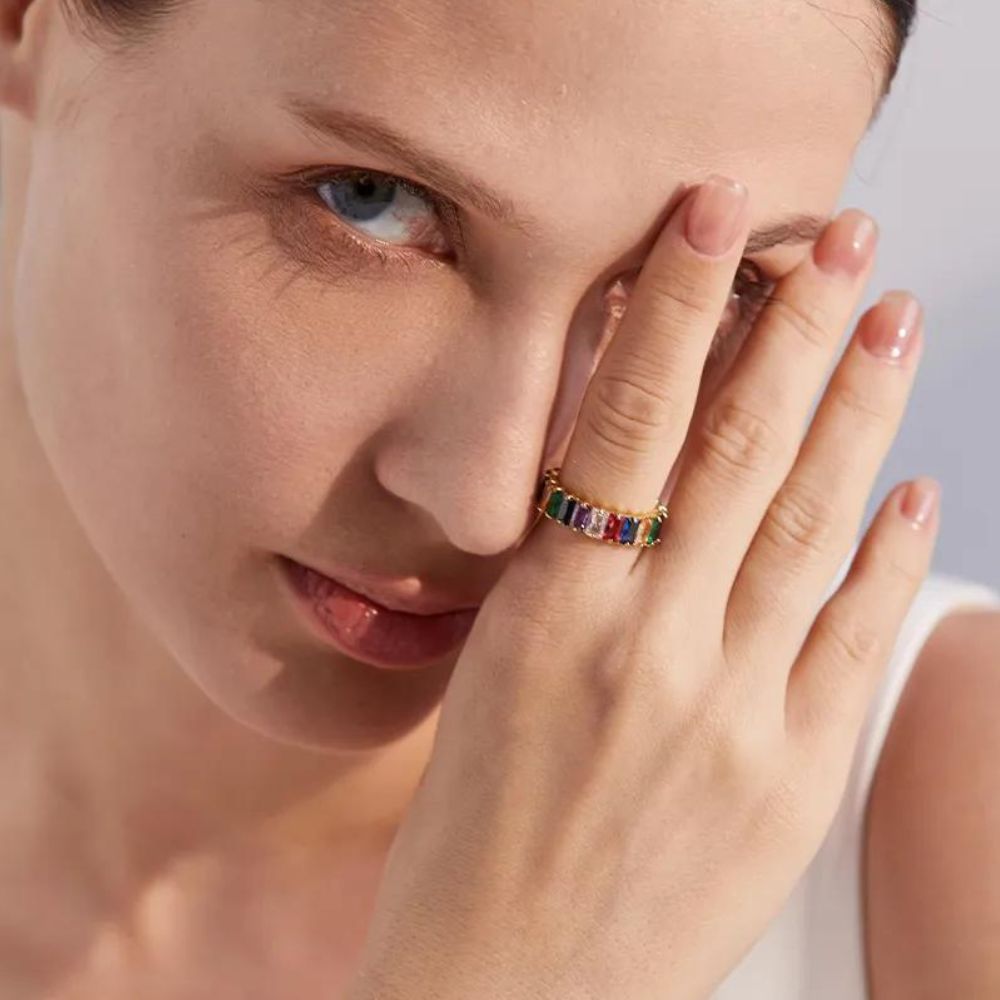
[1,0,998,996]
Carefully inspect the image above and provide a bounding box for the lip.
[276,555,481,670]
[294,556,484,616]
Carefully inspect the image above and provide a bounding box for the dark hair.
[880,0,917,88]
[67,0,917,90]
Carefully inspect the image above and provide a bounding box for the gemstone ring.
[533,466,668,549]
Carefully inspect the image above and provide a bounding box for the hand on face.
[345,178,933,1000]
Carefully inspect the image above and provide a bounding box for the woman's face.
[11,0,885,749]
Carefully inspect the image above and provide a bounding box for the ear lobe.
[0,0,43,113]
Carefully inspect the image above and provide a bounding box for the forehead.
[188,0,886,253]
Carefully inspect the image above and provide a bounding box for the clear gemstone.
[586,509,608,538]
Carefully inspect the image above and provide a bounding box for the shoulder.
[864,605,1000,999]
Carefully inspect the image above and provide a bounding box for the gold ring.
[533,467,668,548]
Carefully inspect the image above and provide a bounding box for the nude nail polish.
[900,478,939,526]
[685,175,749,257]
[814,211,878,277]
[860,291,922,360]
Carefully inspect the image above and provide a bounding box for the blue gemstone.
[618,517,634,544]
[562,499,578,525]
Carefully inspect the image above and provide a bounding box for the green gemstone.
[646,517,662,544]
[545,489,565,518]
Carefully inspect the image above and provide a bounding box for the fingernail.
[685,175,749,257]
[813,210,878,277]
[900,477,939,527]
[860,291,923,360]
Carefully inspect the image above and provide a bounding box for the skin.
[0,0,997,996]
[865,611,1000,998]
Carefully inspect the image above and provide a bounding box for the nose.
[373,287,624,557]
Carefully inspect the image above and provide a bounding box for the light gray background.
[840,0,998,588]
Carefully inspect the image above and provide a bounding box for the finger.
[726,291,925,679]
[785,476,940,763]
[654,209,877,598]
[538,176,750,563]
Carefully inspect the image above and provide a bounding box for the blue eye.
[315,169,447,253]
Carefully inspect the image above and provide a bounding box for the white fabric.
[712,552,1000,999]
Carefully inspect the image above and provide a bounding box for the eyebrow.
[284,95,829,254]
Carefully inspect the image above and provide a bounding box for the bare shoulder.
[864,604,1000,1000]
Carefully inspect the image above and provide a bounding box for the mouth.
[276,555,481,671]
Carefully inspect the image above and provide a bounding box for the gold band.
[534,467,668,548]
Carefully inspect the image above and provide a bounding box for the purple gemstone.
[572,504,592,530]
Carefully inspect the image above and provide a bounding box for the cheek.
[14,127,466,584]
[166,225,464,542]
[11,138,360,607]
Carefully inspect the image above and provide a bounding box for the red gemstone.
[603,513,619,540]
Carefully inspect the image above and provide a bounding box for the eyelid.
[289,165,458,229]
[289,164,464,262]
[738,257,778,287]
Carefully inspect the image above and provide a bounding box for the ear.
[0,0,48,114]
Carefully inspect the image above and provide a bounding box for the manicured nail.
[860,291,922,360]
[813,210,878,277]
[685,175,749,257]
[900,477,939,526]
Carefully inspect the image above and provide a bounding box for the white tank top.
[713,554,1000,999]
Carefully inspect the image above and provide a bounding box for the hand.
[344,176,936,1000]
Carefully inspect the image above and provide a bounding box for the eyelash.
[733,260,775,317]
[287,165,462,267]
[280,166,778,327]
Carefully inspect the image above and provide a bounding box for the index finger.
[556,175,751,542]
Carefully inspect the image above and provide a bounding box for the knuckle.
[696,397,785,482]
[589,633,663,705]
[761,479,840,559]
[766,293,834,352]
[867,534,927,591]
[587,369,673,448]
[643,266,716,320]
[581,407,648,471]
[713,717,780,793]
[700,682,783,788]
[830,379,893,427]
[817,607,884,668]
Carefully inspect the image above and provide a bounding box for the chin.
[168,615,457,754]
